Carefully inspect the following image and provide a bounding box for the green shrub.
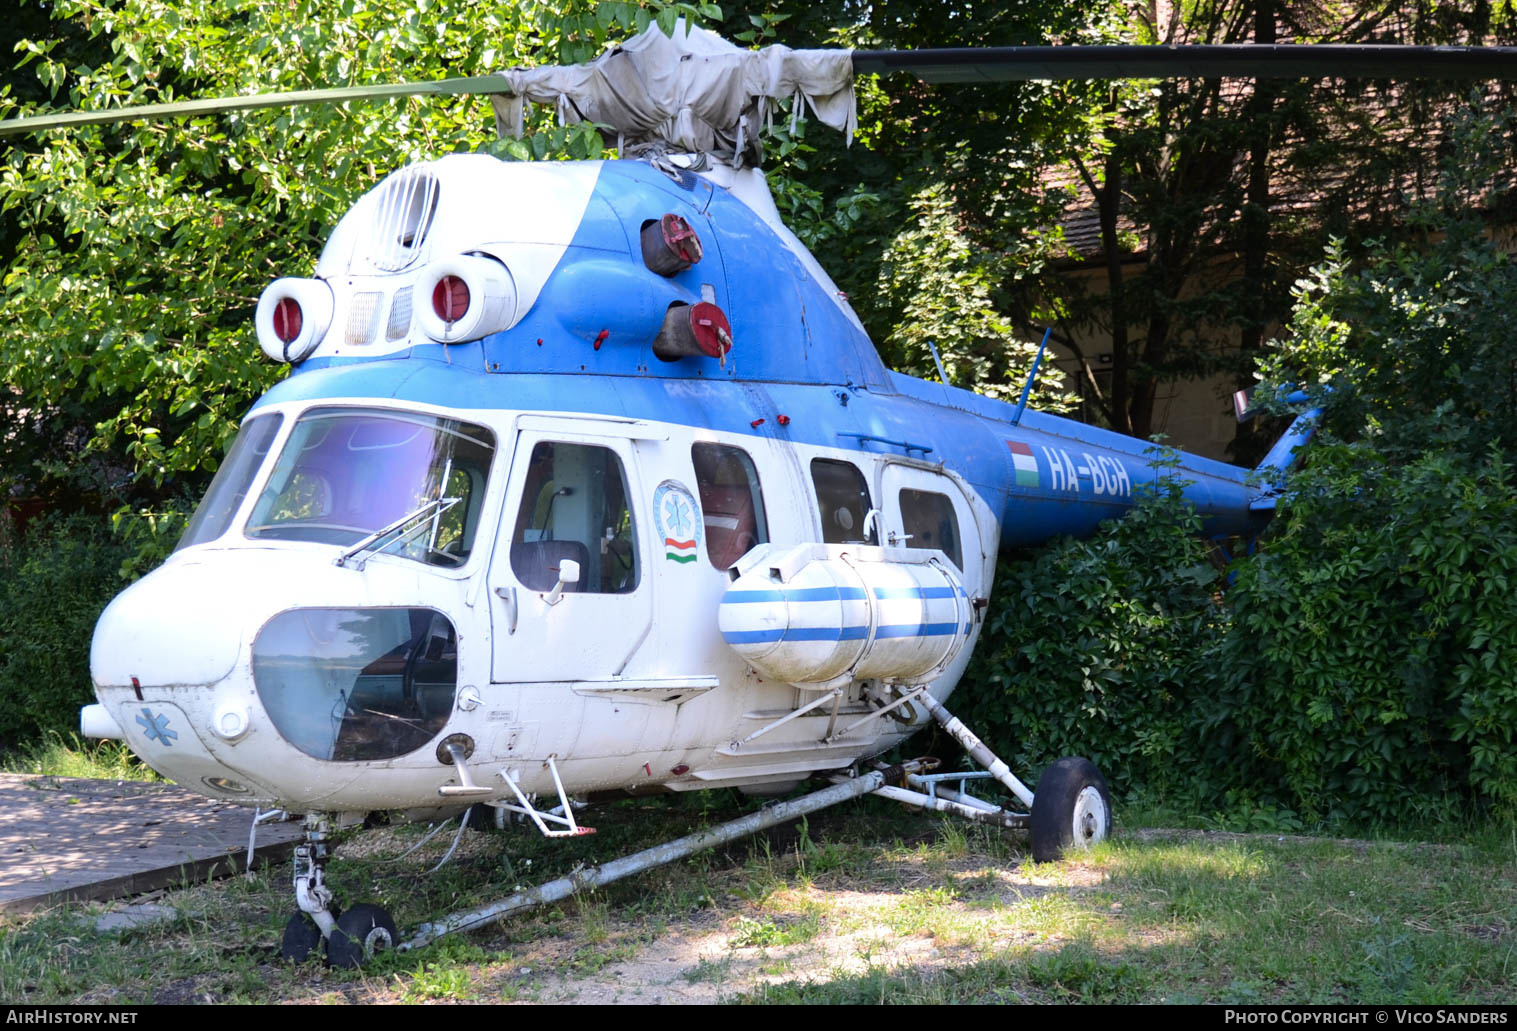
[958,468,1227,801]
[960,444,1517,825]
[0,513,134,748]
[0,505,190,749]
[1211,446,1517,821]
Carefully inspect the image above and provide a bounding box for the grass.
[0,784,1511,1005]
[0,733,161,781]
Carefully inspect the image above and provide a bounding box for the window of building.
[692,442,769,569]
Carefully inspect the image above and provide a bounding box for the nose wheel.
[325,904,399,968]
[283,813,396,967]
[280,911,324,963]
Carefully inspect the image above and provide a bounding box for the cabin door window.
[879,463,985,597]
[896,489,963,570]
[508,441,639,594]
[486,423,652,684]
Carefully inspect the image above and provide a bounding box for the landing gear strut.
[282,813,396,967]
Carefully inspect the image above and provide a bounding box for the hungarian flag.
[1007,441,1039,488]
[664,537,698,563]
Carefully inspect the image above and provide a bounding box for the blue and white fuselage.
[88,153,1286,815]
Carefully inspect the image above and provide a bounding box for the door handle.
[493,585,517,635]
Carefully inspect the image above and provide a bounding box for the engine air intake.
[255,278,335,363]
[416,255,517,343]
[654,301,733,362]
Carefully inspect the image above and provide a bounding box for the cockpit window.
[246,407,494,567]
[253,607,457,762]
[178,414,284,551]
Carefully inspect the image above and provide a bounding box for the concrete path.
[0,774,303,913]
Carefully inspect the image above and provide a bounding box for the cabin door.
[485,417,656,683]
[877,463,986,599]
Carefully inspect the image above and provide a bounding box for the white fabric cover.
[490,20,855,167]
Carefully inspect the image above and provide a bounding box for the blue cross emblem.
[136,708,178,747]
[664,493,692,537]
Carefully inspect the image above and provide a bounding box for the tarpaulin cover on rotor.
[490,20,855,168]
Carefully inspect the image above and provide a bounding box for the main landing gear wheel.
[325,903,398,968]
[1029,756,1112,863]
[280,911,323,963]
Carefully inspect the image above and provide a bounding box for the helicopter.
[8,20,1514,967]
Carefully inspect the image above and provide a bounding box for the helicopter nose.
[91,560,246,689]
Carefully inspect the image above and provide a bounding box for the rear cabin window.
[510,441,638,594]
[692,443,769,569]
[899,488,963,570]
[811,459,878,545]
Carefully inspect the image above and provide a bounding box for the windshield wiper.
[334,496,461,570]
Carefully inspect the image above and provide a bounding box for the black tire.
[325,903,397,969]
[1029,756,1112,863]
[280,911,323,963]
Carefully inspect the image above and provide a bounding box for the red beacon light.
[255,278,334,363]
[271,297,302,343]
[416,255,517,344]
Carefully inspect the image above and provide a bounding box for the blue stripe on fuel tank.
[722,625,870,645]
[724,622,961,645]
[870,586,961,600]
[724,587,868,604]
[874,622,961,639]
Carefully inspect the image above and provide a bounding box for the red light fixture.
[255,277,335,363]
[641,214,704,277]
[432,275,470,324]
[654,301,733,362]
[271,297,303,343]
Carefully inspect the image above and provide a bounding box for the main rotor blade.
[852,44,1517,83]
[9,43,1514,138]
[0,76,513,137]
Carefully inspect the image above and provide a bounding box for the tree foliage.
[959,462,1224,801]
[962,119,1517,824]
[1058,0,1517,458]
[0,0,701,510]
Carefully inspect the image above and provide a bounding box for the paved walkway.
[0,774,303,913]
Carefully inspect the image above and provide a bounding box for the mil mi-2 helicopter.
[8,20,1515,967]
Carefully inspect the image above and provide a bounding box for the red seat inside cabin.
[699,483,759,570]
